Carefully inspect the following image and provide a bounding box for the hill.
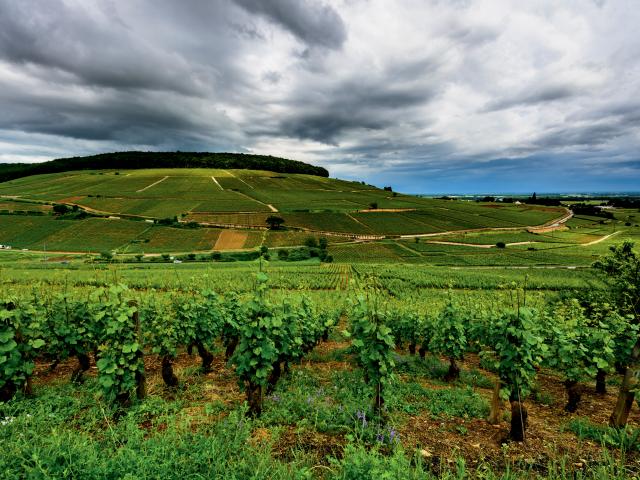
[0,151,329,183]
[0,167,573,255]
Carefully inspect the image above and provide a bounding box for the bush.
[496,242,506,249]
[266,216,285,230]
[53,204,69,215]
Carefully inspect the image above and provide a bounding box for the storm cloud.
[0,0,638,192]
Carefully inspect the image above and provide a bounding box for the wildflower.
[389,428,397,442]
[1,417,16,426]
[376,433,384,443]
[355,410,367,428]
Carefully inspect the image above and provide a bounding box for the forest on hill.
[0,152,329,183]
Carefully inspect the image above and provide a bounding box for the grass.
[567,418,640,452]
[0,347,634,479]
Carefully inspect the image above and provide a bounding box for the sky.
[0,0,638,194]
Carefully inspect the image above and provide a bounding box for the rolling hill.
[0,158,570,256]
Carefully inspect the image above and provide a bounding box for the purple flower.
[355,410,367,427]
[389,428,397,442]
[376,433,384,443]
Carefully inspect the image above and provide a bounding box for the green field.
[0,168,564,228]
[0,166,636,269]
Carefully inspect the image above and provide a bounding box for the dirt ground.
[30,342,640,476]
[214,230,248,250]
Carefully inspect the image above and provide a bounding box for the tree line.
[0,151,329,183]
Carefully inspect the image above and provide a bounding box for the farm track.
[419,240,539,249]
[399,208,573,240]
[136,176,169,192]
[210,176,223,190]
[580,230,620,246]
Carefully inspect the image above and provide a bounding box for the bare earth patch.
[214,230,248,250]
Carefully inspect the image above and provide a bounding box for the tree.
[277,249,289,260]
[100,251,113,262]
[53,204,69,215]
[305,237,318,248]
[266,216,285,230]
[593,241,640,427]
[369,202,378,210]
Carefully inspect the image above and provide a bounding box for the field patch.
[127,226,222,253]
[214,230,248,250]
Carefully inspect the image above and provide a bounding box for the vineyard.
[1,241,640,479]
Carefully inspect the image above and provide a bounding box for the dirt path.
[346,213,372,231]
[228,189,279,213]
[137,176,169,192]
[226,170,254,189]
[210,176,223,190]
[394,241,425,255]
[399,208,573,240]
[415,240,538,249]
[581,230,621,246]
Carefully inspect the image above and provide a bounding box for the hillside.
[0,167,573,256]
[0,151,329,183]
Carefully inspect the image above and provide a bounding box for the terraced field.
[0,168,564,225]
[0,167,598,258]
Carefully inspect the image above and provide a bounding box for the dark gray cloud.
[0,1,213,95]
[280,82,434,143]
[231,0,347,49]
[485,84,579,111]
[0,0,638,193]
